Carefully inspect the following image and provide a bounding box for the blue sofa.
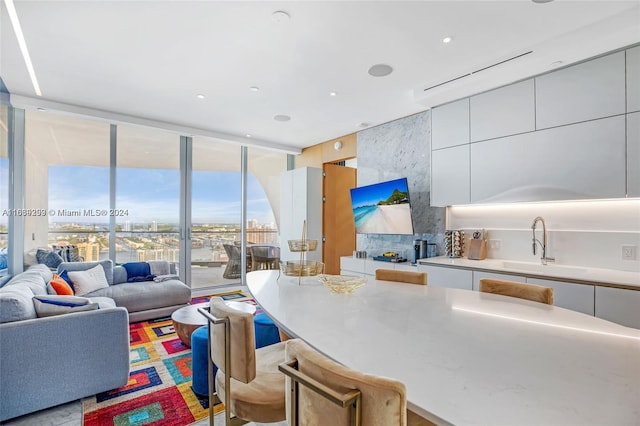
[0,264,130,421]
[0,260,191,421]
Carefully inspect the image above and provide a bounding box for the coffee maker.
[413,238,422,264]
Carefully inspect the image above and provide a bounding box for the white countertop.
[418,256,640,288]
[247,270,640,425]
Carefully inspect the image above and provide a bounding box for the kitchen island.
[247,270,640,425]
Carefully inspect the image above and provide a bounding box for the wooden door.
[323,163,356,274]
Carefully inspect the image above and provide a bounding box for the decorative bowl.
[280,260,324,277]
[318,274,367,294]
[287,239,318,252]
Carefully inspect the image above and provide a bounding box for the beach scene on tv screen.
[351,178,414,235]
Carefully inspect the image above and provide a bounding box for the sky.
[46,165,275,224]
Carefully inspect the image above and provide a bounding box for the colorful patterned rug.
[82,290,256,426]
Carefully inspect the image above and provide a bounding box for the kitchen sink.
[502,261,587,276]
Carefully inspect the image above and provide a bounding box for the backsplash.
[448,199,640,273]
[355,110,447,258]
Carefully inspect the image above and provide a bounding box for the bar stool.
[190,325,214,396]
[254,312,281,348]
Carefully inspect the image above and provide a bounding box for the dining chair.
[479,278,554,305]
[375,269,427,285]
[279,339,407,426]
[249,245,280,271]
[199,297,286,425]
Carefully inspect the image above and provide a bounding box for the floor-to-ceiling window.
[115,125,180,265]
[247,146,286,245]
[13,108,287,287]
[0,102,8,274]
[190,138,242,288]
[24,110,110,260]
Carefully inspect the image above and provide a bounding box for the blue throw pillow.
[58,269,75,292]
[0,249,7,269]
[36,248,64,269]
[123,262,151,280]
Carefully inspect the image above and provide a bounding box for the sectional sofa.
[0,260,191,421]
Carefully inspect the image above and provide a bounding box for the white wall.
[447,199,640,272]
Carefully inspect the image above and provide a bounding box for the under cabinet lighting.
[5,0,42,96]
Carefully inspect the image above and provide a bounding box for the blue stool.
[254,312,281,348]
[191,326,216,396]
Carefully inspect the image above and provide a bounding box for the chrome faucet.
[531,216,555,265]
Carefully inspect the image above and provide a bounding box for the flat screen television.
[350,177,415,235]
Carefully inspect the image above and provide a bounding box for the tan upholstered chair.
[279,339,407,426]
[199,297,286,425]
[375,269,427,285]
[479,278,554,305]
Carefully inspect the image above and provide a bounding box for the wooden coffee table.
[171,301,256,347]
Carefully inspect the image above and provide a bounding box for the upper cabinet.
[430,46,637,206]
[470,79,535,142]
[627,46,640,113]
[628,112,640,197]
[535,52,626,129]
[470,116,626,203]
[431,98,469,150]
[431,144,470,206]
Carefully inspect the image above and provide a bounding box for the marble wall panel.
[356,111,446,257]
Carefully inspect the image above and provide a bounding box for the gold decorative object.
[288,239,318,252]
[280,260,324,277]
[281,220,321,284]
[318,274,367,294]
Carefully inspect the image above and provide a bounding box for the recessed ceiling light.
[442,36,453,44]
[330,92,337,97]
[245,134,252,138]
[36,107,46,111]
[368,64,393,77]
[196,94,205,99]
[359,122,371,128]
[532,0,553,3]
[249,86,259,92]
[274,114,291,122]
[550,60,564,67]
[272,10,290,22]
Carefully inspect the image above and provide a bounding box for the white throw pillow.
[68,264,110,296]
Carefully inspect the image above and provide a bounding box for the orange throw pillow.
[49,274,74,295]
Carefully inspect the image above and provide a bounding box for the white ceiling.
[1,1,639,153]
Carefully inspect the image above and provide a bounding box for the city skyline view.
[47,165,276,225]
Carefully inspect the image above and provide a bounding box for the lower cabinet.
[340,257,417,278]
[344,258,638,329]
[526,278,594,315]
[417,264,473,290]
[595,286,640,329]
[472,271,526,291]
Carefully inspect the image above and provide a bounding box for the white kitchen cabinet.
[535,52,626,129]
[628,112,640,197]
[627,46,640,113]
[393,262,419,272]
[340,257,420,277]
[431,144,470,206]
[417,264,472,290]
[595,286,640,329]
[364,259,395,276]
[340,256,365,275]
[472,271,525,291]
[527,278,595,315]
[470,115,626,203]
[470,79,535,142]
[280,167,322,262]
[431,98,469,150]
